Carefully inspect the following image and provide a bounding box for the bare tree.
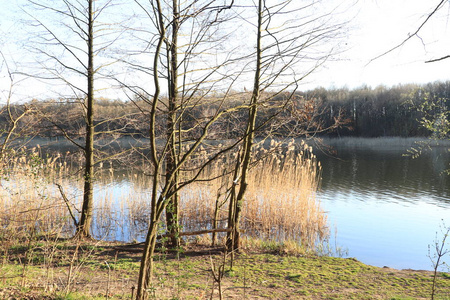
[125,1,247,298]
[164,0,181,248]
[22,0,126,238]
[226,0,346,252]
[121,1,345,298]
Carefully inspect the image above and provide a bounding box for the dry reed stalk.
[0,140,327,250]
[176,140,328,250]
[241,141,328,249]
[0,148,76,240]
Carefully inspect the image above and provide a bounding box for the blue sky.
[1,0,450,102]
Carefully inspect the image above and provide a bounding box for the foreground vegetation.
[1,139,449,299]
[1,239,449,300]
[0,141,326,244]
[0,141,334,299]
[1,1,448,298]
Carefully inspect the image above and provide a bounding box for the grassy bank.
[1,240,449,300]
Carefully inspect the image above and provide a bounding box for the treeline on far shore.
[306,81,449,138]
[2,81,449,140]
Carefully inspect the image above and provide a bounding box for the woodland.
[2,81,449,140]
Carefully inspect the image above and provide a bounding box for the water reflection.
[315,138,450,270]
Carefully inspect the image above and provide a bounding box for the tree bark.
[165,0,181,248]
[77,0,95,239]
[227,0,262,252]
[135,220,158,300]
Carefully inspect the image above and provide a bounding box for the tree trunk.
[135,0,166,296]
[135,220,158,300]
[76,0,95,239]
[165,0,181,248]
[226,0,262,252]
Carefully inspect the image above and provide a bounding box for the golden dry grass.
[0,140,328,251]
[178,139,328,250]
[0,147,75,239]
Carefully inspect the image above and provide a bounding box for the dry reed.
[0,140,328,251]
[243,140,327,248]
[0,147,75,240]
[178,139,328,250]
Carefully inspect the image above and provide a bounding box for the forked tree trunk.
[135,0,166,297]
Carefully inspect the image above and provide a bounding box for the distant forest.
[2,81,449,139]
[304,81,450,137]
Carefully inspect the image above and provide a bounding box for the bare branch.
[369,0,447,64]
[425,54,450,63]
[56,183,79,227]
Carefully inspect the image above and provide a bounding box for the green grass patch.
[0,241,450,299]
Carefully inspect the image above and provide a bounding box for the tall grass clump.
[178,139,328,251]
[0,146,76,241]
[243,140,327,249]
[0,146,150,243]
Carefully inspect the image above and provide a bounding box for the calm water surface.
[27,137,449,271]
[315,138,450,271]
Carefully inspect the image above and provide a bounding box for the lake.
[8,137,450,271]
[90,137,449,271]
[315,137,450,271]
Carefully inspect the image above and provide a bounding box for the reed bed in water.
[178,140,328,250]
[0,140,328,251]
[0,147,76,240]
[244,142,326,248]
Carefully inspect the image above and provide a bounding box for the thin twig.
[426,55,450,63]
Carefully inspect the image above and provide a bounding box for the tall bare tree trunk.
[77,0,95,239]
[165,0,181,248]
[227,0,263,252]
[135,0,165,297]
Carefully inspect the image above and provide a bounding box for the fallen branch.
[56,183,79,227]
[159,228,232,239]
[113,228,234,250]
